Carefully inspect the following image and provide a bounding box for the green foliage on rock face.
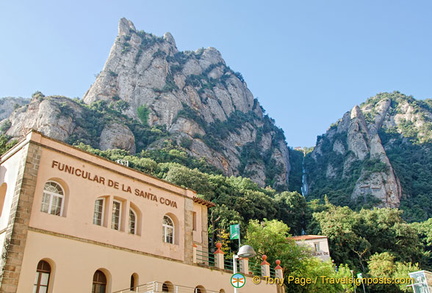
[137,105,150,125]
[32,91,45,99]
[304,147,363,208]
[379,129,432,222]
[174,103,288,190]
[136,30,164,48]
[0,135,18,155]
[48,97,167,153]
[363,91,432,144]
[121,41,131,54]
[306,91,432,216]
[0,120,11,133]
[363,158,389,174]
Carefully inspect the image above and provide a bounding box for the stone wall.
[0,141,41,292]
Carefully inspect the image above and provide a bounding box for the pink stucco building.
[0,131,278,293]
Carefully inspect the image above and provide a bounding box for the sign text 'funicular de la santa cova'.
[51,160,178,208]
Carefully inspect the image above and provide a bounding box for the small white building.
[289,235,331,261]
[409,270,432,293]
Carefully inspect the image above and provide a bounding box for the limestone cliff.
[0,97,29,121]
[81,18,290,188]
[306,92,432,210]
[0,18,290,189]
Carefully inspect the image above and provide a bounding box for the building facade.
[0,131,277,293]
[289,235,331,262]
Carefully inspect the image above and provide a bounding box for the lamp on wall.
[233,245,256,292]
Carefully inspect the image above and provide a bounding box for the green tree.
[208,204,243,250]
[410,218,432,269]
[368,252,420,292]
[274,191,311,235]
[243,219,346,292]
[313,203,424,272]
[313,203,363,269]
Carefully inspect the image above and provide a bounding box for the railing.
[249,262,261,276]
[113,281,220,293]
[270,266,276,278]
[112,280,156,293]
[196,246,281,276]
[196,249,214,267]
[223,257,235,271]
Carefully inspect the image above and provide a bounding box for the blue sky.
[1,1,431,147]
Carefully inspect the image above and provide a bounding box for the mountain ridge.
[304,91,432,220]
[0,18,291,190]
[1,19,432,218]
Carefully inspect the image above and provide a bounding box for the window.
[130,274,138,291]
[41,181,64,216]
[129,208,137,234]
[93,197,140,234]
[93,198,104,226]
[162,281,174,292]
[162,215,174,244]
[194,286,206,293]
[0,183,6,217]
[162,283,169,292]
[314,242,320,252]
[192,212,197,231]
[92,270,107,293]
[33,260,51,293]
[111,200,121,230]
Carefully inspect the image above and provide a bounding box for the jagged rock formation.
[305,92,432,212]
[4,96,83,141]
[81,18,290,188]
[0,97,29,121]
[0,18,290,189]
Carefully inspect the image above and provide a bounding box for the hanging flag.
[230,224,240,240]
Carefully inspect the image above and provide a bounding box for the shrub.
[137,105,150,125]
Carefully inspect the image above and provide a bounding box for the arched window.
[129,208,137,234]
[130,273,138,291]
[111,200,122,230]
[93,198,105,226]
[194,286,206,293]
[41,181,64,216]
[33,260,51,293]
[162,281,173,292]
[92,270,107,293]
[162,215,174,244]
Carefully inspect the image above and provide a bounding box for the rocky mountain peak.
[118,17,136,36]
[303,91,432,219]
[163,32,176,46]
[2,18,290,190]
[350,105,363,119]
[306,94,403,208]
